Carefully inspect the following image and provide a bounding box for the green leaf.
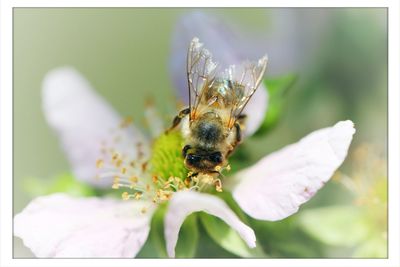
[150,205,199,258]
[23,173,96,197]
[175,213,199,258]
[199,212,266,258]
[254,74,297,136]
[298,205,370,247]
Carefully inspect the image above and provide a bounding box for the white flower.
[14,67,355,258]
[14,13,355,258]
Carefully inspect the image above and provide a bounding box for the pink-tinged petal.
[232,120,355,221]
[14,193,155,258]
[164,191,256,258]
[169,12,268,137]
[42,67,149,187]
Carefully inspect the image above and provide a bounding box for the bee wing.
[187,37,218,120]
[223,56,268,128]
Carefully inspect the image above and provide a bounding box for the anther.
[96,159,104,169]
[141,162,148,172]
[112,153,119,160]
[115,159,123,168]
[120,116,133,128]
[129,176,138,183]
[152,175,158,184]
[214,179,223,192]
[122,192,130,200]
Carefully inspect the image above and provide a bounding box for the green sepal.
[254,74,298,136]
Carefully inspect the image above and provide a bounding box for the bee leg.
[237,114,247,124]
[225,121,243,158]
[234,122,242,144]
[184,171,198,186]
[166,107,190,133]
[187,172,199,179]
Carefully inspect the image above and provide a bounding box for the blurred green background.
[13,8,387,258]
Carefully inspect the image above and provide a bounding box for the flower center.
[95,116,227,205]
[150,131,188,181]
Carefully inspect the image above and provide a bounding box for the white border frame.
[1,1,399,267]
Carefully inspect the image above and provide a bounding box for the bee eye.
[182,145,191,158]
[187,154,201,164]
[208,152,223,164]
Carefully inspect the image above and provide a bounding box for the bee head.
[182,145,223,171]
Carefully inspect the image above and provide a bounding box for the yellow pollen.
[112,183,120,189]
[129,176,138,183]
[226,164,231,171]
[96,159,104,169]
[141,162,148,172]
[146,184,151,192]
[112,153,119,161]
[215,165,222,172]
[184,177,191,186]
[121,167,127,174]
[120,116,133,128]
[201,174,214,185]
[141,207,147,214]
[112,176,120,189]
[152,175,158,184]
[214,179,223,192]
[134,192,142,200]
[122,192,130,200]
[115,159,123,168]
[163,182,171,189]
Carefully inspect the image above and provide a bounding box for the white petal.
[170,12,268,137]
[242,85,268,136]
[164,191,255,258]
[232,120,355,221]
[14,194,155,258]
[42,67,148,187]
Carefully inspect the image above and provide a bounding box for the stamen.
[96,159,104,169]
[152,175,158,184]
[122,192,130,200]
[214,179,223,192]
[112,152,119,161]
[120,116,133,128]
[134,192,142,200]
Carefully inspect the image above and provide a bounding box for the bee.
[167,37,268,176]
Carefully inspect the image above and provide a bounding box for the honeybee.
[168,37,268,176]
